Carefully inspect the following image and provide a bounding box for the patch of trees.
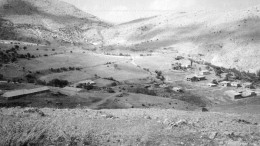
[47,79,69,88]
[49,67,82,73]
[205,62,260,83]
[103,77,117,81]
[128,87,157,96]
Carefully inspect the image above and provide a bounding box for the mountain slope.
[102,7,260,72]
[0,0,110,45]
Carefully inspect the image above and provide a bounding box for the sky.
[61,0,260,23]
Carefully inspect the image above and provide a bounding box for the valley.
[0,0,260,145]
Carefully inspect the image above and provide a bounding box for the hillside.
[101,6,260,72]
[0,0,110,45]
[1,107,260,145]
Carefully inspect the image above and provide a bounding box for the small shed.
[219,81,231,87]
[186,75,198,82]
[242,90,256,98]
[172,87,183,93]
[207,83,217,87]
[225,90,242,100]
[231,82,241,87]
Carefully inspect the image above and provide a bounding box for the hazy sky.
[61,0,260,23]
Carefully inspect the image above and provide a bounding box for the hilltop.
[0,0,110,45]
[101,6,260,72]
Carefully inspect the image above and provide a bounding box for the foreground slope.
[0,0,110,45]
[0,107,259,145]
[102,7,260,72]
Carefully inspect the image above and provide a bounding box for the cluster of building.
[207,81,254,89]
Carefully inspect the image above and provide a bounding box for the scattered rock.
[144,115,152,120]
[23,108,46,117]
[208,132,218,139]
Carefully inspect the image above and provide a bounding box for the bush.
[14,45,19,49]
[0,74,3,80]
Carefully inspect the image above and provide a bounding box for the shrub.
[25,74,36,83]
[36,80,46,85]
[14,45,19,49]
[0,74,3,80]
[107,87,115,93]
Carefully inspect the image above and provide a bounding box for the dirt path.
[89,93,121,109]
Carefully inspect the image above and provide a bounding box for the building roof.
[195,75,206,78]
[207,83,217,86]
[2,87,49,98]
[78,80,95,84]
[225,90,242,96]
[173,87,182,90]
[220,81,231,84]
[243,82,252,85]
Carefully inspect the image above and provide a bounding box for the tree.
[14,45,19,49]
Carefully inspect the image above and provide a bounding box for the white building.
[2,87,50,100]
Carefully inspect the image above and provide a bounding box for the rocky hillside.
[0,0,110,45]
[1,107,260,145]
[102,6,260,72]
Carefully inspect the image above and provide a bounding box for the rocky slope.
[102,6,260,72]
[0,107,259,145]
[0,0,110,45]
